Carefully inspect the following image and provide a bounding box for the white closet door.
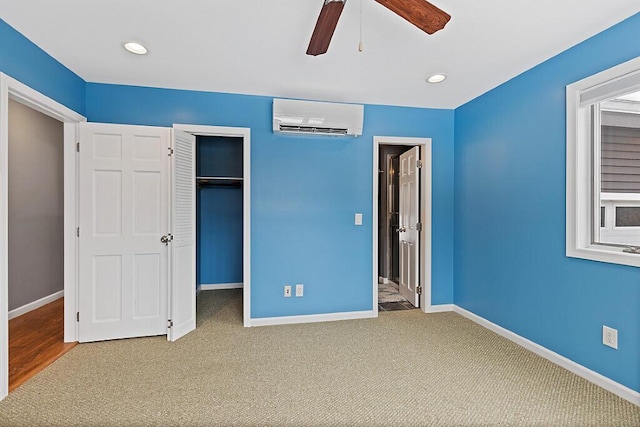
[168,129,196,341]
[399,146,420,307]
[78,123,170,342]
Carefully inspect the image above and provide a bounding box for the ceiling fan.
[307,0,451,56]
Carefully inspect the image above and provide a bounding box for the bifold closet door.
[78,123,170,342]
[168,129,196,341]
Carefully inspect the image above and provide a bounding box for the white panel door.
[168,129,196,341]
[399,146,420,307]
[79,123,170,342]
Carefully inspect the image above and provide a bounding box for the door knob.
[161,235,170,245]
[398,226,406,232]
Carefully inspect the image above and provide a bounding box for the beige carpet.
[0,289,638,426]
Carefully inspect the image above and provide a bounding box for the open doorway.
[174,124,251,327]
[373,136,432,315]
[1,73,85,400]
[6,99,76,391]
[377,144,414,311]
[195,134,244,323]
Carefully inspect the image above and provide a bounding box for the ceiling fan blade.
[307,0,346,56]
[375,0,451,35]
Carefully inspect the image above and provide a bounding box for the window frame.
[566,56,640,268]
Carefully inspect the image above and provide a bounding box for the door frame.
[173,124,251,327]
[0,73,85,400]
[372,136,432,314]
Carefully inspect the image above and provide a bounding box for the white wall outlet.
[603,325,618,349]
[284,285,292,298]
[355,213,363,226]
[295,284,304,297]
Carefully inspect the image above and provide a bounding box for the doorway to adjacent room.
[372,136,432,314]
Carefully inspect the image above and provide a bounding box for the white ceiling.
[0,1,639,109]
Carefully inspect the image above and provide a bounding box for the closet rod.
[196,176,243,181]
[196,177,243,187]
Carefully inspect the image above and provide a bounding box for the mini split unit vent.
[273,98,364,136]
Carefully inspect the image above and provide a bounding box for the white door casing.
[398,146,420,307]
[372,137,432,314]
[78,123,169,342]
[0,73,85,401]
[168,129,196,341]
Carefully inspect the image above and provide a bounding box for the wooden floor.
[9,298,77,392]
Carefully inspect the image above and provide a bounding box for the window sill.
[567,244,640,268]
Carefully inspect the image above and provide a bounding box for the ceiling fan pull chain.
[358,0,364,52]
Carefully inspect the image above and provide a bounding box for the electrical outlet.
[603,325,618,349]
[284,285,292,298]
[295,284,304,297]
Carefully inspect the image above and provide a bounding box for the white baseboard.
[453,305,640,406]
[249,310,376,327]
[424,304,454,313]
[199,283,243,291]
[8,290,64,320]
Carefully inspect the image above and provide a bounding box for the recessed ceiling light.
[124,42,148,55]
[427,73,447,84]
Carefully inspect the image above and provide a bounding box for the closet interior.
[196,136,244,291]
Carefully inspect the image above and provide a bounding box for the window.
[599,93,640,245]
[566,56,640,267]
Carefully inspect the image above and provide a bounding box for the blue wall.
[85,83,455,318]
[454,13,640,392]
[0,13,455,318]
[0,19,85,115]
[197,185,243,285]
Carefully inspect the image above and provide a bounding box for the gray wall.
[8,99,64,311]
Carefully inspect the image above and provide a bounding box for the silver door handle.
[398,227,406,232]
[161,235,171,245]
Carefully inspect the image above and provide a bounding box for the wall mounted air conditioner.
[273,98,364,136]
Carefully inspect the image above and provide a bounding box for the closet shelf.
[196,176,243,187]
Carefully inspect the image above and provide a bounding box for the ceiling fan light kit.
[307,0,450,56]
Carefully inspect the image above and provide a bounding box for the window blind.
[601,111,640,193]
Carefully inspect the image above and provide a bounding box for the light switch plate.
[355,213,363,225]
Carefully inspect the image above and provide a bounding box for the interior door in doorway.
[398,146,420,307]
[78,123,170,342]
